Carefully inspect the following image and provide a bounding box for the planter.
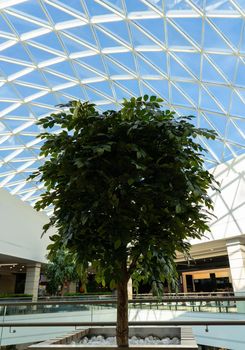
[29,326,198,350]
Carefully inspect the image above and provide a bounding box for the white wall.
[0,188,54,263]
[191,154,245,245]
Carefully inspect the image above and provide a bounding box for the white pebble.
[77,334,180,345]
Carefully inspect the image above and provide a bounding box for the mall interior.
[0,1,245,350]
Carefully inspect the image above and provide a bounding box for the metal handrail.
[0,296,243,307]
[0,320,245,327]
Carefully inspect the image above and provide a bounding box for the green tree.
[45,248,78,295]
[30,96,217,346]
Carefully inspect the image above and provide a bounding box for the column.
[226,238,245,312]
[127,278,133,300]
[24,263,41,302]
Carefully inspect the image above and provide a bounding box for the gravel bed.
[73,335,180,345]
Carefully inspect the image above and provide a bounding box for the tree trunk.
[116,263,129,347]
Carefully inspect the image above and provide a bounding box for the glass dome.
[0,0,244,211]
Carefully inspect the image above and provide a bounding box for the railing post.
[91,304,93,322]
[0,305,7,347]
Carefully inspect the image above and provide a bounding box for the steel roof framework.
[0,0,244,213]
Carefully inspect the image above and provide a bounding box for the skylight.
[0,0,244,212]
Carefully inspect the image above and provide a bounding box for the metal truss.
[0,0,244,212]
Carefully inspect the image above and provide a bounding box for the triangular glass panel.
[84,87,108,102]
[241,30,245,54]
[206,85,231,111]
[0,163,17,174]
[0,101,16,114]
[228,144,244,158]
[116,79,141,97]
[0,84,17,99]
[16,134,38,145]
[175,82,199,105]
[205,0,240,15]
[230,91,245,117]
[30,104,57,118]
[54,93,71,105]
[1,118,24,130]
[60,34,89,54]
[222,145,234,162]
[200,88,224,113]
[64,24,97,48]
[169,56,193,80]
[137,55,164,77]
[204,21,232,52]
[172,17,202,46]
[95,27,123,48]
[2,43,32,62]
[42,71,72,86]
[124,0,151,13]
[101,0,124,12]
[235,60,245,88]
[76,55,106,75]
[164,0,195,13]
[204,112,227,135]
[87,81,114,99]
[171,84,193,107]
[18,69,48,87]
[32,32,64,53]
[8,1,48,23]
[167,21,194,49]
[141,51,167,75]
[13,84,43,99]
[99,103,119,113]
[197,113,215,131]
[207,54,237,83]
[104,56,132,76]
[4,12,43,35]
[0,37,8,45]
[1,134,22,147]
[210,18,243,49]
[113,83,133,100]
[83,0,113,16]
[100,21,130,46]
[53,0,85,17]
[144,0,164,11]
[204,138,225,162]
[108,52,136,73]
[232,117,245,137]
[49,61,76,79]
[135,18,165,43]
[0,14,15,34]
[0,60,25,76]
[26,43,60,63]
[202,57,226,83]
[144,79,169,101]
[174,52,201,78]
[226,120,245,145]
[129,23,160,47]
[7,104,33,119]
[60,84,86,100]
[43,2,78,23]
[73,62,102,80]
[31,93,58,108]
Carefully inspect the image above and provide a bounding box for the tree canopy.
[30,96,217,346]
[45,248,78,295]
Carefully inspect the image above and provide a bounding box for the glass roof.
[0,0,244,213]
